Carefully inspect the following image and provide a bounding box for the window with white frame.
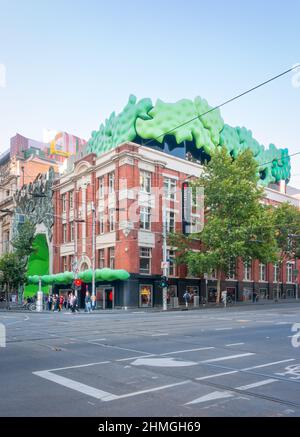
[62,256,67,272]
[163,177,176,200]
[70,255,74,271]
[166,211,175,233]
[70,221,74,242]
[63,224,67,243]
[69,191,74,210]
[108,172,115,194]
[243,260,252,281]
[140,207,151,230]
[274,263,279,283]
[191,214,201,233]
[228,258,236,279]
[140,171,151,194]
[167,249,176,276]
[99,176,104,198]
[109,209,115,232]
[259,263,267,281]
[109,247,115,269]
[139,247,151,274]
[99,211,105,234]
[62,194,67,212]
[98,249,105,269]
[287,262,293,283]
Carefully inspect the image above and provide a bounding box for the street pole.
[162,201,168,311]
[91,202,96,310]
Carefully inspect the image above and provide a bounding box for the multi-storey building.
[53,141,300,308]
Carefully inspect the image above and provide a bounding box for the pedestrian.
[85,291,92,313]
[59,295,64,311]
[183,291,191,308]
[48,295,53,311]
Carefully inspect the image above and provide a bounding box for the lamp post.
[288,234,300,300]
[91,202,96,310]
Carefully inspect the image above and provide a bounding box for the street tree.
[272,203,300,300]
[0,253,27,309]
[170,148,278,303]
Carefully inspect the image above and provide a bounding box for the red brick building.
[53,142,300,308]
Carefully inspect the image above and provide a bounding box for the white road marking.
[116,355,156,362]
[201,353,255,363]
[33,371,117,401]
[161,347,214,356]
[90,338,106,341]
[34,369,190,402]
[236,379,277,390]
[131,357,198,367]
[215,328,233,331]
[196,371,238,380]
[226,343,245,347]
[186,391,234,405]
[42,361,111,372]
[242,359,295,371]
[275,322,291,325]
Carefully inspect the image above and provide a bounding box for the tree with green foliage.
[272,203,300,300]
[0,253,27,309]
[12,219,36,263]
[170,148,278,303]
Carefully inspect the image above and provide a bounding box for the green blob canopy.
[27,268,130,285]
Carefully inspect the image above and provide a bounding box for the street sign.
[161,261,170,269]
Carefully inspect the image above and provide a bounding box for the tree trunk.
[5,283,10,310]
[216,271,221,304]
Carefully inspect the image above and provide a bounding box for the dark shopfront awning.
[27,268,130,286]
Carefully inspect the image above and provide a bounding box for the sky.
[0,0,300,185]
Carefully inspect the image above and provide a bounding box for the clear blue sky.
[0,0,300,185]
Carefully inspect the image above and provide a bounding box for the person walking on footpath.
[183,290,191,308]
[85,291,92,313]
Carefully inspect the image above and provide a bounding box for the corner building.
[53,141,300,308]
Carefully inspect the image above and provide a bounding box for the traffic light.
[74,278,82,288]
[160,276,168,288]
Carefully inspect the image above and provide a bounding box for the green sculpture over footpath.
[86,95,291,186]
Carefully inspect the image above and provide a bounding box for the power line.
[143,64,300,147]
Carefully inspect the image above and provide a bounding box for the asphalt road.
[1,303,300,417]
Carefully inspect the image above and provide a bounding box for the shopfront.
[139,284,153,307]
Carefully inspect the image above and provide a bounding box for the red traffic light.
[74,279,82,287]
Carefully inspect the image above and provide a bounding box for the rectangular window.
[274,263,279,283]
[167,249,176,276]
[140,207,151,230]
[287,262,293,283]
[63,224,67,243]
[108,172,115,194]
[62,256,67,272]
[140,171,151,194]
[109,247,115,269]
[70,221,74,242]
[259,263,266,281]
[69,191,74,209]
[70,255,74,271]
[163,177,176,200]
[62,194,67,212]
[99,176,104,198]
[139,247,151,274]
[243,260,252,281]
[98,249,105,269]
[99,212,105,234]
[166,211,175,233]
[3,230,9,253]
[109,209,115,232]
[228,259,236,280]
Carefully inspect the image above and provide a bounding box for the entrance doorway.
[96,287,114,309]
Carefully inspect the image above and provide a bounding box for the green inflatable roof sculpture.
[27,268,130,286]
[86,95,291,187]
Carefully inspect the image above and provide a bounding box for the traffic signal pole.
[91,202,96,310]
[162,202,168,311]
